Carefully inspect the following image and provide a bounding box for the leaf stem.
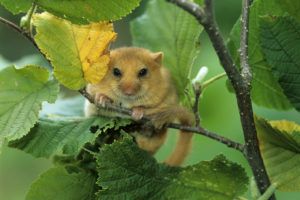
[257,183,277,200]
[201,72,226,90]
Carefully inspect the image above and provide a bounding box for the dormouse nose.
[120,82,139,96]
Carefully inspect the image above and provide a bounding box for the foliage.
[9,117,115,158]
[96,135,248,200]
[0,0,141,23]
[260,16,300,111]
[1,0,300,199]
[26,167,96,200]
[255,117,300,191]
[0,65,58,146]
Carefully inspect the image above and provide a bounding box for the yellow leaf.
[270,120,300,133]
[33,12,117,89]
[74,22,117,84]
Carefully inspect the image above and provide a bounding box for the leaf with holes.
[0,0,141,23]
[0,65,58,147]
[227,0,293,110]
[33,12,117,90]
[131,0,202,101]
[96,135,248,199]
[9,117,116,158]
[260,16,300,111]
[255,116,300,191]
[26,167,96,200]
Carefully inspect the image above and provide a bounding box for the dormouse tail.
[165,106,194,166]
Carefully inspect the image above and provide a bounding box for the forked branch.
[167,0,274,199]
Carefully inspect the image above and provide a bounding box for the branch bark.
[240,0,252,83]
[239,0,274,198]
[192,86,201,127]
[167,0,274,198]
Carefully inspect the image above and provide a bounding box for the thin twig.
[79,88,245,153]
[169,123,244,152]
[201,72,226,90]
[167,0,274,198]
[192,87,201,127]
[240,0,252,83]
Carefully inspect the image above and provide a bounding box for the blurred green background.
[0,0,299,199]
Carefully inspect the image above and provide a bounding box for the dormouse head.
[107,47,163,100]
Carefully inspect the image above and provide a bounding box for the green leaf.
[0,65,58,145]
[131,0,202,101]
[228,0,292,110]
[274,0,300,22]
[1,0,141,23]
[255,116,300,191]
[96,135,248,199]
[10,117,116,158]
[0,0,32,14]
[36,0,141,24]
[260,16,300,111]
[26,167,96,200]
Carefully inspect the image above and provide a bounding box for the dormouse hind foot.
[95,93,113,107]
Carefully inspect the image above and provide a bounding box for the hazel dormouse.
[85,47,194,166]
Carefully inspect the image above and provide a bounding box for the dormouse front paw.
[95,93,113,107]
[132,107,144,120]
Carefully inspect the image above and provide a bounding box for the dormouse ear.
[151,52,164,65]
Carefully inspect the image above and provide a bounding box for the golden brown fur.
[85,47,194,166]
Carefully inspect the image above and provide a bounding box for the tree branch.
[240,0,252,83]
[239,0,274,199]
[79,88,245,153]
[167,0,274,198]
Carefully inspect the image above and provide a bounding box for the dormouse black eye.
[138,68,148,77]
[113,68,122,77]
